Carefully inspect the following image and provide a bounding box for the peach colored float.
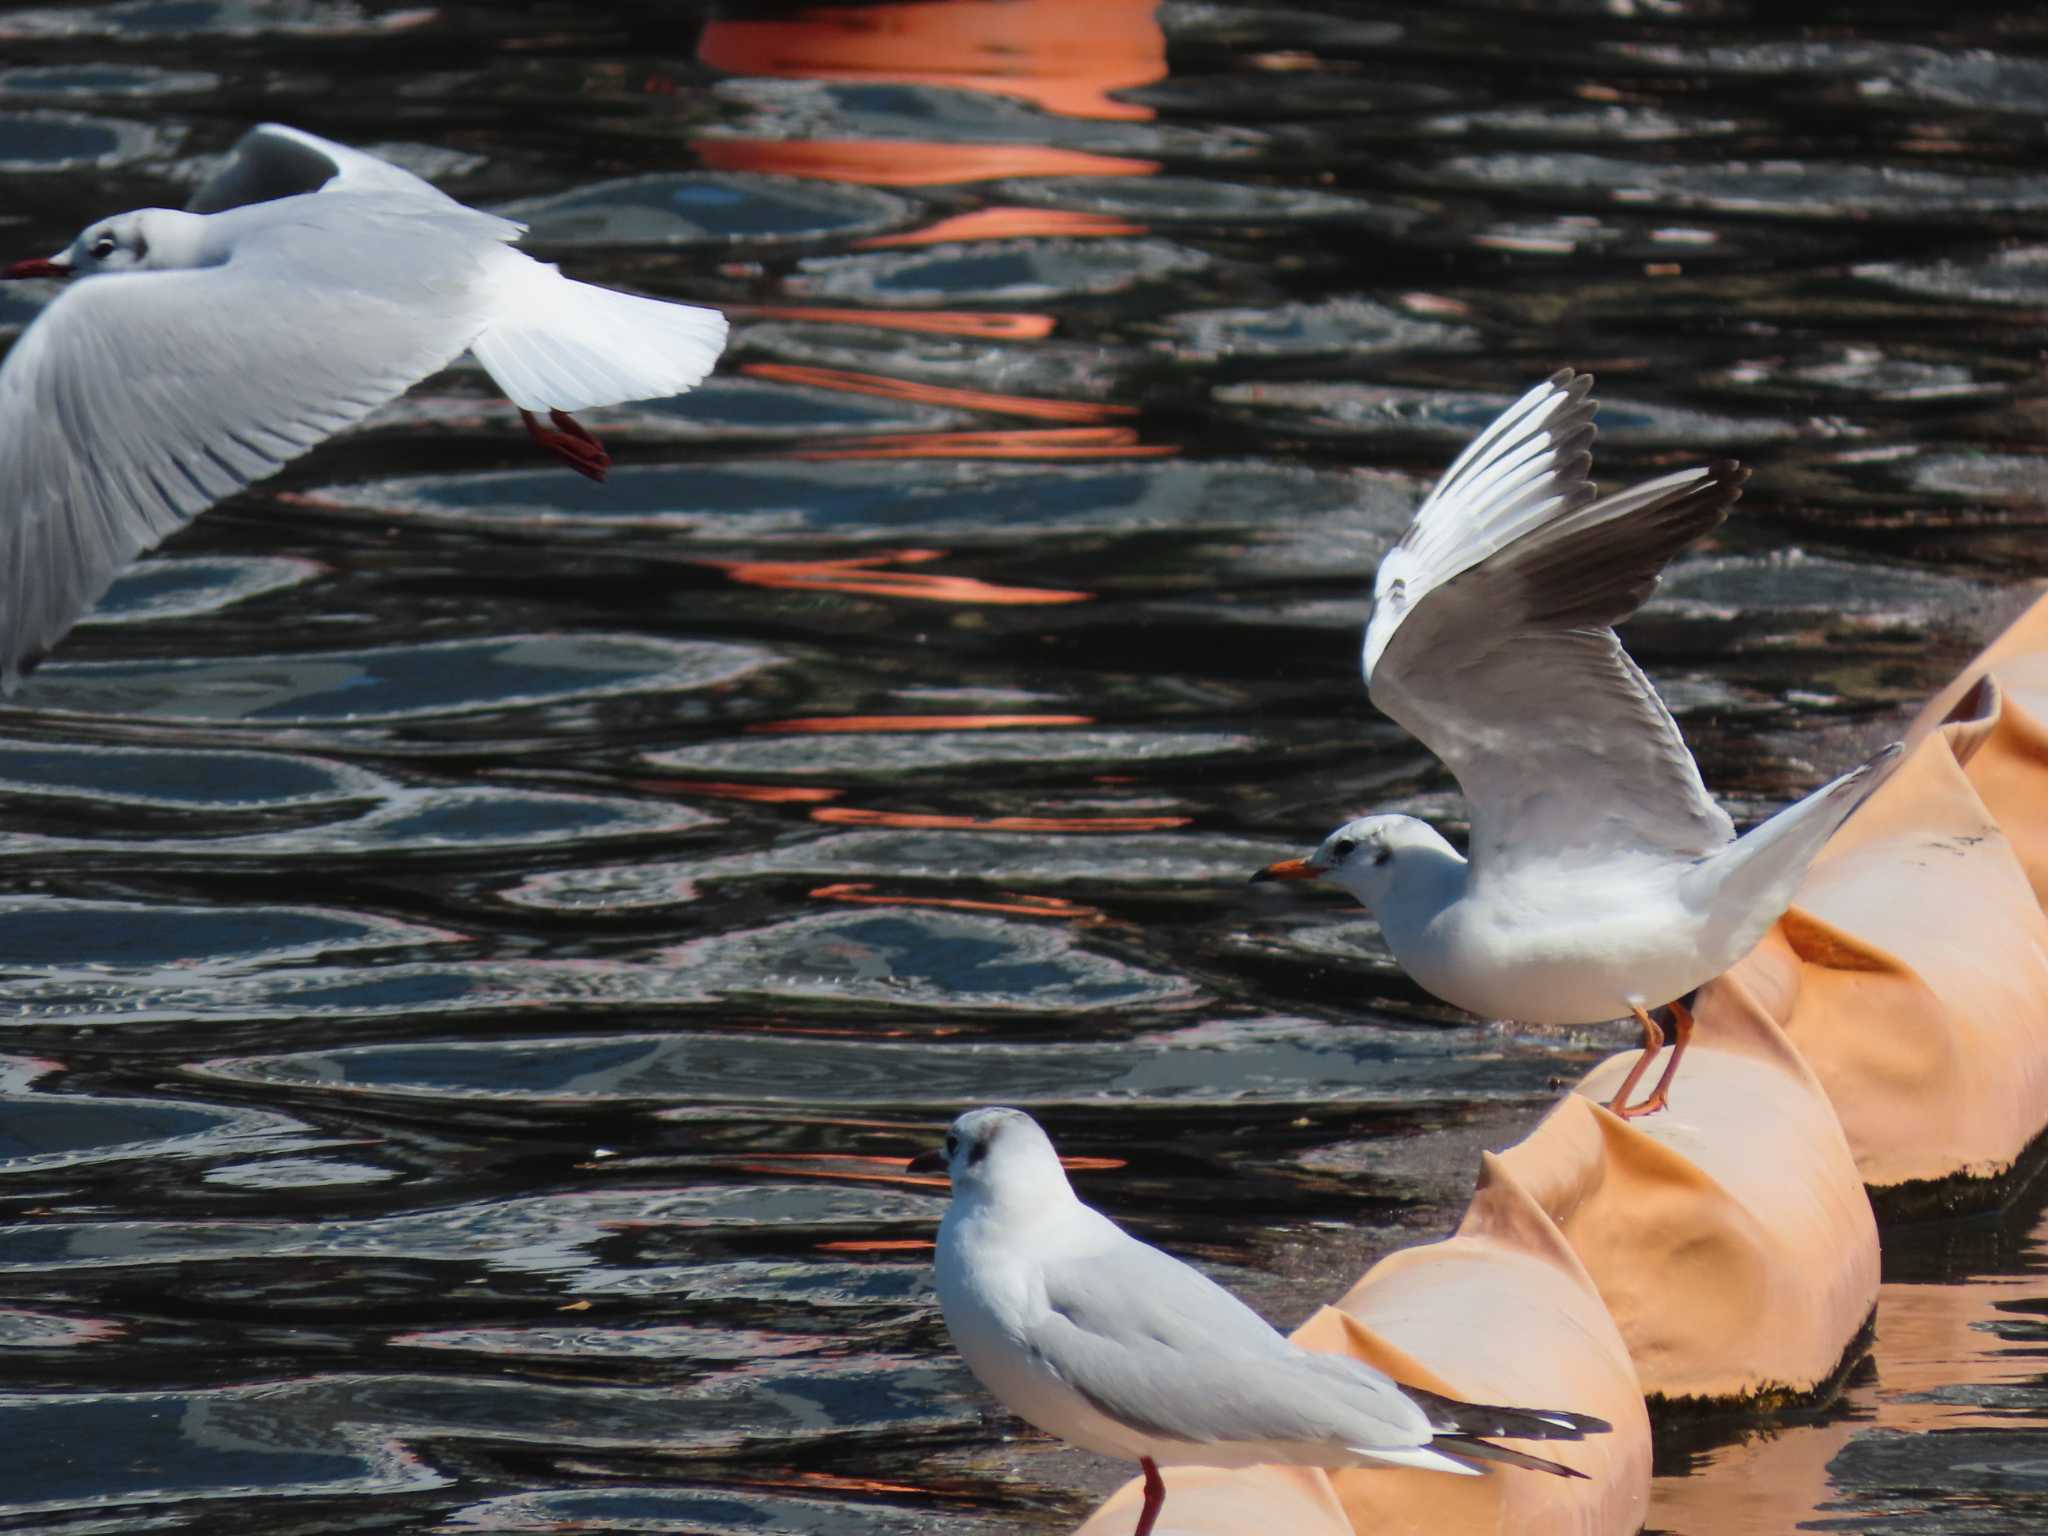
[1697,586,2048,1197]
[1069,590,2048,1533]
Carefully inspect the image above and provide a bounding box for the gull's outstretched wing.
[0,197,506,687]
[1029,1222,1446,1463]
[1363,372,1743,882]
[188,123,462,214]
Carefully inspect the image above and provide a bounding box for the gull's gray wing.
[1362,372,1742,885]
[188,123,461,214]
[0,198,504,687]
[1030,1223,1434,1453]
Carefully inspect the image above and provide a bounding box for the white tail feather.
[471,253,728,412]
[1348,1443,1484,1476]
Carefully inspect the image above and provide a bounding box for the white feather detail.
[470,253,729,413]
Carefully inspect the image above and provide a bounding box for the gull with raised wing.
[1255,370,1898,1117]
[0,122,728,687]
[909,1106,1610,1536]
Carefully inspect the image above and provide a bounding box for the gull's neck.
[951,1163,1079,1238]
[1370,844,1470,961]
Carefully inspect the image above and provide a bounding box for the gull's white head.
[909,1106,1072,1212]
[1255,813,1462,912]
[4,208,208,281]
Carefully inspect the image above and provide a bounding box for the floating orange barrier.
[1694,587,2048,1204]
[1544,1007,1878,1403]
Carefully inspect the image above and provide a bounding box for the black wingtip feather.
[1493,458,1747,632]
[1404,1385,1611,1443]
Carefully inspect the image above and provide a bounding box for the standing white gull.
[908,1106,1609,1536]
[1255,370,1899,1117]
[0,122,728,688]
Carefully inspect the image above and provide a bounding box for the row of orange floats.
[1078,590,2048,1534]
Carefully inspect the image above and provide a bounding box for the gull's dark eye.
[1371,847,1391,867]
[90,235,116,259]
[1332,838,1357,861]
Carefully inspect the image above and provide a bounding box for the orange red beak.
[1251,856,1316,883]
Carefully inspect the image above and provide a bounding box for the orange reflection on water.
[696,138,1156,186]
[811,881,1105,922]
[733,1160,948,1188]
[700,549,1091,606]
[742,362,1132,423]
[817,1237,937,1252]
[738,1471,937,1497]
[698,0,1166,123]
[633,779,843,804]
[812,807,1189,832]
[729,306,1056,340]
[857,207,1146,248]
[751,713,1093,735]
[1651,1204,2048,1535]
[795,426,1173,461]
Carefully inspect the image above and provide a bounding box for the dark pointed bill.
[1251,857,1316,883]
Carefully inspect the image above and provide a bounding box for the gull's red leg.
[1606,1002,1667,1120]
[1133,1458,1166,1536]
[520,407,610,482]
[1618,999,1693,1119]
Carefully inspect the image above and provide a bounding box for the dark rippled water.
[0,3,2045,1533]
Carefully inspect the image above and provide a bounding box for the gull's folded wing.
[1032,1228,1439,1458]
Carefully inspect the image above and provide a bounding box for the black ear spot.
[944,1134,958,1159]
[967,1140,989,1167]
[1371,847,1391,867]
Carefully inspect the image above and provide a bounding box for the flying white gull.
[910,1106,1609,1536]
[1256,370,1898,1117]
[0,122,729,688]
